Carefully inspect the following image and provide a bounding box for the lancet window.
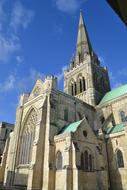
[70,79,77,96]
[56,151,63,170]
[116,149,124,168]
[119,111,127,123]
[78,75,86,93]
[81,149,93,172]
[80,79,82,93]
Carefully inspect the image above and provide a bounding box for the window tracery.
[18,109,37,165]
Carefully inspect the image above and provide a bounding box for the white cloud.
[10,1,34,32]
[0,34,20,62]
[0,66,68,94]
[55,0,87,14]
[57,65,68,82]
[0,69,45,93]
[17,69,45,91]
[0,1,34,63]
[0,75,16,92]
[16,55,23,64]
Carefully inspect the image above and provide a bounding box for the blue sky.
[0,0,127,124]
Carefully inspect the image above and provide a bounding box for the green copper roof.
[100,84,127,105]
[59,120,83,134]
[106,124,125,135]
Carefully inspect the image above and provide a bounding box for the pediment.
[74,118,97,142]
[28,79,44,100]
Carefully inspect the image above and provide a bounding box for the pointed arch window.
[119,111,127,122]
[71,84,74,96]
[84,150,88,171]
[18,109,37,165]
[56,151,62,170]
[116,149,124,168]
[81,153,84,169]
[74,82,77,95]
[80,79,82,93]
[82,77,86,91]
[81,150,93,172]
[89,154,92,171]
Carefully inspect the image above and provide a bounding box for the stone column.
[72,143,79,190]
[42,95,51,190]
[63,135,73,190]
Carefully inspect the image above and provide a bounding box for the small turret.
[19,93,30,106]
[44,75,57,90]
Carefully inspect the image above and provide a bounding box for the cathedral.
[0,12,127,190]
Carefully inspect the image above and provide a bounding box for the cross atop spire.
[75,11,92,64]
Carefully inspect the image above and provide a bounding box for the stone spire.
[75,11,92,64]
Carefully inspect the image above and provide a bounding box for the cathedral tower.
[64,12,110,106]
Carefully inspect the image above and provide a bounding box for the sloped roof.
[58,120,83,134]
[105,123,125,135]
[100,84,127,105]
[76,11,92,55]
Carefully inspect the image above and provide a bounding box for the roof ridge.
[58,119,83,135]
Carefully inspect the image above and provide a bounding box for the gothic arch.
[82,146,93,155]
[119,110,127,122]
[116,149,124,168]
[18,108,37,165]
[69,78,77,96]
[76,74,86,93]
[56,151,63,170]
[81,147,94,172]
[76,73,83,80]
[69,78,75,83]
[21,106,38,133]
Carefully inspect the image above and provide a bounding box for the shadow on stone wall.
[3,171,27,189]
[106,138,123,190]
